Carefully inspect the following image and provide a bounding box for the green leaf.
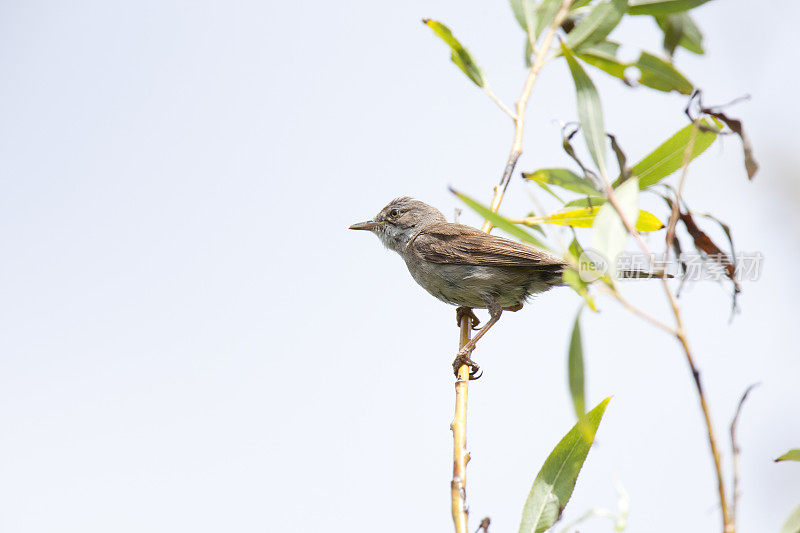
[655,13,704,56]
[578,48,693,94]
[423,19,485,87]
[577,42,628,79]
[563,44,608,176]
[451,188,552,251]
[565,0,627,51]
[563,268,597,311]
[628,0,711,16]
[635,51,693,94]
[592,176,639,279]
[510,0,532,31]
[565,196,607,208]
[518,398,611,533]
[570,0,594,10]
[512,0,563,42]
[522,168,601,196]
[780,504,800,533]
[776,449,800,463]
[568,310,586,418]
[625,118,720,189]
[534,0,564,42]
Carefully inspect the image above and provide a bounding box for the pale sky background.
[0,1,799,532]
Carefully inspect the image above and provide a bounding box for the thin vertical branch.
[451,314,473,533]
[480,0,573,233]
[449,3,573,531]
[599,121,734,533]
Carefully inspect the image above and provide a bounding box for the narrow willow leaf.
[776,449,800,463]
[423,20,485,87]
[524,37,533,68]
[592,177,639,279]
[563,268,597,311]
[581,40,622,57]
[626,118,720,189]
[636,52,693,94]
[565,196,607,208]
[518,398,611,533]
[567,310,586,418]
[655,12,704,55]
[565,0,627,51]
[563,44,608,176]
[578,49,693,94]
[577,48,628,79]
[570,0,594,9]
[657,12,682,56]
[510,0,530,31]
[780,504,800,533]
[522,168,600,196]
[451,189,552,251]
[544,206,662,231]
[534,0,564,41]
[628,0,711,16]
[675,13,704,53]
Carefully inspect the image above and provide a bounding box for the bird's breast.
[402,256,532,309]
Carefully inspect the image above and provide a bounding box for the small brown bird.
[350,197,659,377]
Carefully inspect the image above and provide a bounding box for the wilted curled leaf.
[703,110,758,179]
[678,208,741,310]
[685,90,759,179]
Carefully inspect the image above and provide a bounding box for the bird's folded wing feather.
[411,223,566,268]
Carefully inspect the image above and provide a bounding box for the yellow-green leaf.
[542,206,664,231]
[776,449,800,463]
[523,168,600,196]
[423,19,485,87]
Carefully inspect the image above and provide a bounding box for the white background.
[0,1,798,532]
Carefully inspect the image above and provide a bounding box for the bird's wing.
[411,223,566,268]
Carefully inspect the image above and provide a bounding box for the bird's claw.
[452,352,482,380]
[455,307,481,330]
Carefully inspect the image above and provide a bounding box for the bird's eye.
[389,209,400,218]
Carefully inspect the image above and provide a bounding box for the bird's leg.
[455,306,481,330]
[452,297,503,379]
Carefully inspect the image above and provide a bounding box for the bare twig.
[480,0,573,233]
[450,3,573,531]
[665,121,701,256]
[484,85,517,121]
[730,384,758,531]
[601,287,677,335]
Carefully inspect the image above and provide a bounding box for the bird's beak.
[349,220,381,231]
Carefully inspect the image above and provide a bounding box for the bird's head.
[349,197,446,252]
